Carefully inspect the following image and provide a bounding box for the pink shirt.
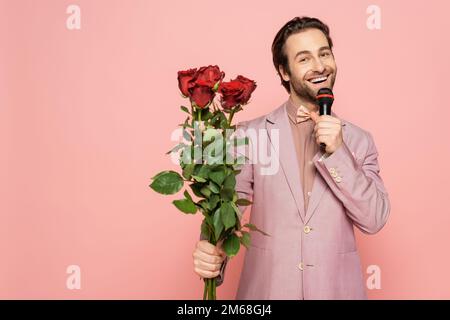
[285,97,320,213]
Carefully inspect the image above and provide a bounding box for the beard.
[290,67,337,104]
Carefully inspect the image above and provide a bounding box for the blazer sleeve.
[312,130,391,234]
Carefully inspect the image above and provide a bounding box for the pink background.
[1,0,449,299]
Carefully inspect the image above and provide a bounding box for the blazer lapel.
[265,103,306,222]
[304,111,348,224]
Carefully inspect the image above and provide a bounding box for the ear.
[278,65,290,82]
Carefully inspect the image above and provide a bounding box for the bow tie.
[295,105,318,124]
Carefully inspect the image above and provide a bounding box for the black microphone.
[316,88,335,150]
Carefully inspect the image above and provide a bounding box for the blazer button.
[330,172,338,178]
[335,176,342,183]
[298,262,304,271]
[329,167,336,173]
[303,226,312,234]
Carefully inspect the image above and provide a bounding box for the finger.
[194,249,224,264]
[195,268,220,279]
[194,258,222,272]
[318,115,341,122]
[316,128,339,136]
[315,120,341,129]
[198,241,222,256]
[316,133,334,141]
[194,264,220,278]
[315,117,341,129]
[316,136,326,145]
[309,110,319,123]
[316,134,334,145]
[314,124,336,134]
[314,127,338,137]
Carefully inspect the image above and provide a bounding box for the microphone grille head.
[316,88,334,106]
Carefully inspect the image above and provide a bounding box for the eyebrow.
[294,46,331,59]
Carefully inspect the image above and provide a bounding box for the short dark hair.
[271,16,334,93]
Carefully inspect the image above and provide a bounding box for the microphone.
[316,88,335,150]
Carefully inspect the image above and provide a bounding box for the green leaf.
[210,113,221,124]
[220,118,228,128]
[190,183,204,198]
[204,214,213,225]
[221,202,236,230]
[151,170,168,181]
[172,197,197,214]
[240,231,251,249]
[230,201,243,220]
[243,223,270,237]
[191,175,206,183]
[182,116,192,129]
[197,165,210,179]
[209,169,226,186]
[201,219,211,240]
[149,171,184,195]
[184,190,193,202]
[198,199,209,211]
[204,111,214,120]
[179,147,193,166]
[220,187,234,201]
[212,208,224,242]
[223,174,236,189]
[165,143,186,155]
[180,105,190,114]
[212,80,221,92]
[200,186,211,198]
[182,164,195,180]
[183,129,192,141]
[209,194,220,211]
[236,198,253,206]
[208,181,220,194]
[223,233,240,257]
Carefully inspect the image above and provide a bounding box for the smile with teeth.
[308,75,329,84]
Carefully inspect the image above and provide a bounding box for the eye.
[320,52,331,57]
[299,57,309,63]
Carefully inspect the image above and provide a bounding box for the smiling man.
[192,16,391,300]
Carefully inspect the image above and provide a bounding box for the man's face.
[279,28,337,103]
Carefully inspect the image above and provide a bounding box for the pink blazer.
[220,100,390,300]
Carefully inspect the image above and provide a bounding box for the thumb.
[309,110,319,123]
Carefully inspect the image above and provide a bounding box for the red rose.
[189,80,216,109]
[195,65,225,88]
[189,66,224,108]
[177,68,197,97]
[218,75,257,110]
[177,65,225,108]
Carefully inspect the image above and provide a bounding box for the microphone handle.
[319,104,331,150]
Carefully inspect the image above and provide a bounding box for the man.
[192,16,390,299]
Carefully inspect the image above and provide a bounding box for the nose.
[311,57,326,74]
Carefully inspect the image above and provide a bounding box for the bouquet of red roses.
[149,65,268,300]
